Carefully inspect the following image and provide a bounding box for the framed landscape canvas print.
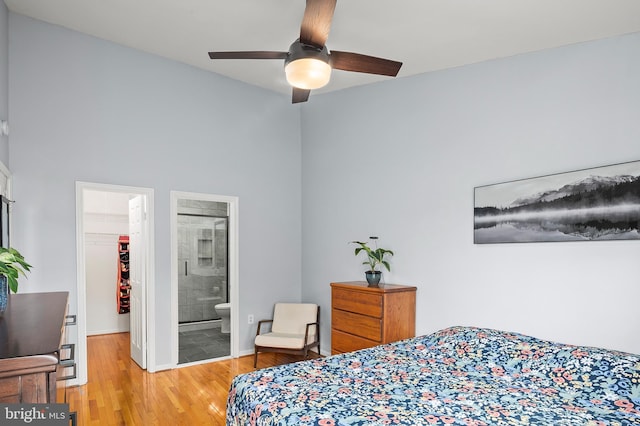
[474,160,640,244]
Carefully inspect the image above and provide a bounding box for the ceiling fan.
[208,0,402,103]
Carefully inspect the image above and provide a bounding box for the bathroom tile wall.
[177,199,227,217]
[178,274,226,322]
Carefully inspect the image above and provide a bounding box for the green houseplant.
[0,247,32,315]
[350,238,393,286]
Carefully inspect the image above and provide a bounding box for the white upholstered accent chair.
[254,303,320,368]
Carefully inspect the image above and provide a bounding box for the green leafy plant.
[0,247,32,293]
[350,240,394,272]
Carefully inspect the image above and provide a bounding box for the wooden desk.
[0,292,70,403]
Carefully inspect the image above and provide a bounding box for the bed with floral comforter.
[226,326,640,425]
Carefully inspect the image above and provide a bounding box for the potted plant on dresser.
[0,247,32,315]
[350,237,393,286]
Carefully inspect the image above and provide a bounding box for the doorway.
[75,182,155,385]
[171,191,239,366]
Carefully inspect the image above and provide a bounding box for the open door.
[129,195,147,369]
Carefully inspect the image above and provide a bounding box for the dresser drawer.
[332,288,382,317]
[332,309,381,341]
[0,376,20,401]
[332,329,379,354]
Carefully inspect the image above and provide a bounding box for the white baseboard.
[153,363,175,372]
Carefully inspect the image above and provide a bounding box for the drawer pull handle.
[60,343,75,364]
[57,362,77,381]
[65,315,77,326]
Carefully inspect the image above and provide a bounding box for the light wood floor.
[67,333,319,425]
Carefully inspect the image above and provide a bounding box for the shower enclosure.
[177,199,229,363]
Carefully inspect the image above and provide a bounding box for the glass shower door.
[177,215,228,325]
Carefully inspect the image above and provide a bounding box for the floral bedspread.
[226,326,640,425]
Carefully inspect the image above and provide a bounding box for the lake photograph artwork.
[474,160,640,244]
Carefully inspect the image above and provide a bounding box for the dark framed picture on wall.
[474,160,640,244]
[0,195,9,248]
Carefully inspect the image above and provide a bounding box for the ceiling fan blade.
[208,51,288,60]
[292,88,311,104]
[300,0,337,48]
[330,51,402,77]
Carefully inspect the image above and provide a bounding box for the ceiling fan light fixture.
[284,40,332,90]
[285,57,331,90]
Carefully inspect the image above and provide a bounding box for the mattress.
[227,326,640,425]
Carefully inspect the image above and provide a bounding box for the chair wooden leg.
[254,348,258,368]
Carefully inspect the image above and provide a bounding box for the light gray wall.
[302,32,640,355]
[8,14,302,366]
[0,2,8,163]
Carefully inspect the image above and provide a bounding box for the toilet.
[215,303,231,334]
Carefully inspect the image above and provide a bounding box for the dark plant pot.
[365,271,381,287]
[0,275,7,316]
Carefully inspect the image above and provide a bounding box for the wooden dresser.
[0,292,74,403]
[330,281,416,355]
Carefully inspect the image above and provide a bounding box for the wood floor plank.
[67,332,319,425]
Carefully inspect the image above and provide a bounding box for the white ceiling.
[5,0,640,97]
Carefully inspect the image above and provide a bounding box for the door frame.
[75,182,156,385]
[170,191,239,366]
